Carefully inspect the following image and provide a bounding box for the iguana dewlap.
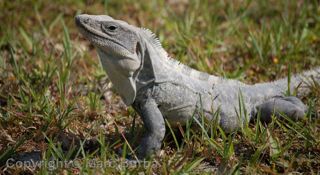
[75,14,319,158]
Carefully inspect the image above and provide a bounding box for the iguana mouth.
[75,16,133,55]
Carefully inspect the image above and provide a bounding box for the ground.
[0,0,320,174]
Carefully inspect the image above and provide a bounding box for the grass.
[0,0,320,174]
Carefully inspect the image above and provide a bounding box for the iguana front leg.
[254,96,307,123]
[133,97,166,159]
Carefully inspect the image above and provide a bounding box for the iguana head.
[75,14,142,75]
[75,14,143,105]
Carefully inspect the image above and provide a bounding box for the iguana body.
[75,14,319,158]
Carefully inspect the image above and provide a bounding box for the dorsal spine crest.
[139,27,218,83]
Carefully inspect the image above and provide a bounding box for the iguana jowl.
[75,14,319,158]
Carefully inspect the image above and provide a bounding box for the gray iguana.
[75,14,320,158]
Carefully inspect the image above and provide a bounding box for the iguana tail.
[248,67,320,101]
[272,67,320,97]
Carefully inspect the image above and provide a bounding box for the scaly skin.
[75,14,319,159]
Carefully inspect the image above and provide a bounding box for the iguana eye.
[102,23,119,33]
[107,25,117,31]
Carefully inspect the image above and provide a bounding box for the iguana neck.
[97,50,137,105]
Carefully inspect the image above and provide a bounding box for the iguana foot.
[254,96,307,123]
[136,133,164,159]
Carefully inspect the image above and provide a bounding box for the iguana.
[75,14,320,158]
